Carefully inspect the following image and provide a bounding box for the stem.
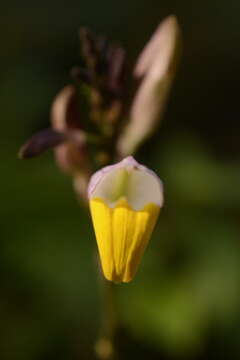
[95,275,118,360]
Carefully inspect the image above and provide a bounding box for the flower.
[88,156,164,283]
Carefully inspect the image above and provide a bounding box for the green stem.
[95,276,118,360]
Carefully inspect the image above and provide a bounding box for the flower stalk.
[95,280,118,360]
[18,15,181,358]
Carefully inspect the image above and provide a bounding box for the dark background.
[1,0,240,359]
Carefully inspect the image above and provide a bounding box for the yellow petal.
[90,197,160,283]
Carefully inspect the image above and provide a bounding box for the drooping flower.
[88,156,164,283]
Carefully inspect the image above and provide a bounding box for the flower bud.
[51,85,91,200]
[88,156,164,283]
[51,85,87,175]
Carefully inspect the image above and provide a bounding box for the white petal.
[88,156,163,210]
[134,15,179,79]
[117,15,181,157]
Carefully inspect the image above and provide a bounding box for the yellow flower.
[88,156,164,283]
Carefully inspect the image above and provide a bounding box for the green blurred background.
[1,0,240,359]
